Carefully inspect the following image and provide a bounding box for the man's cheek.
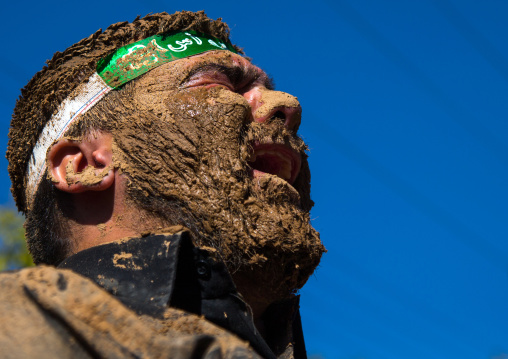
[204,88,251,133]
[170,87,250,132]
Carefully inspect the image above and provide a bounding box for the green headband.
[27,30,237,204]
[97,30,238,88]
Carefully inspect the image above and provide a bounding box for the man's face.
[111,50,324,299]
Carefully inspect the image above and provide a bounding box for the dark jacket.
[0,229,307,359]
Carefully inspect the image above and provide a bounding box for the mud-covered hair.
[7,11,237,264]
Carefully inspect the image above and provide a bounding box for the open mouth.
[248,143,301,185]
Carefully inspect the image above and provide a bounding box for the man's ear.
[47,133,115,194]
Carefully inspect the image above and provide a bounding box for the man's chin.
[210,191,324,303]
[228,233,324,306]
[249,172,302,206]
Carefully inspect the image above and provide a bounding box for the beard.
[112,84,325,302]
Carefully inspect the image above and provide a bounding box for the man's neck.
[64,175,169,254]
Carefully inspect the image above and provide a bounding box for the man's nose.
[243,87,302,132]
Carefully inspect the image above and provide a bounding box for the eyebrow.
[182,63,275,90]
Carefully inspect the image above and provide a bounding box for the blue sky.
[1,1,507,358]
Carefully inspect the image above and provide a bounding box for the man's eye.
[203,82,234,90]
[185,74,235,91]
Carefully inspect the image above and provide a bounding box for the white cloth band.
[26,72,112,204]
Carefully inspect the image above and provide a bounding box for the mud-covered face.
[112,50,325,300]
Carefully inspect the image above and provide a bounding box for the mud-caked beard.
[117,119,324,303]
[230,122,325,300]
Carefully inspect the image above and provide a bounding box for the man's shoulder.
[0,266,259,359]
[0,266,95,358]
[0,264,91,284]
[0,265,85,303]
[0,265,108,312]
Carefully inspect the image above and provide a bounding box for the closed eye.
[182,63,273,92]
[184,72,235,91]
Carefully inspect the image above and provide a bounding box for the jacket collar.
[58,230,306,359]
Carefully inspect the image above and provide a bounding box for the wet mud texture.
[90,51,325,302]
[64,159,113,186]
[8,11,238,212]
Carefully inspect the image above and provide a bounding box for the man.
[2,11,325,359]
